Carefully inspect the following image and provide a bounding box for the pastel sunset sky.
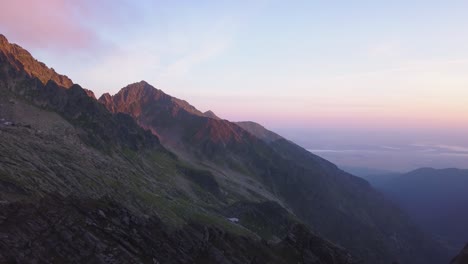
[2,0,468,170]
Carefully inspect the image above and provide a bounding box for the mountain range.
[0,34,452,263]
[364,168,468,256]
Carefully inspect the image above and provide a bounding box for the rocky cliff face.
[0,34,359,264]
[99,82,449,264]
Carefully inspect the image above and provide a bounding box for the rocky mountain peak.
[0,34,8,45]
[203,110,220,119]
[0,34,73,88]
[98,92,112,102]
[100,81,205,118]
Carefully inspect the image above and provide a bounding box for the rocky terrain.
[100,81,449,264]
[0,196,359,264]
[0,34,451,263]
[0,33,360,264]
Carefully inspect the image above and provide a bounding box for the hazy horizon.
[2,0,468,171]
[276,127,468,172]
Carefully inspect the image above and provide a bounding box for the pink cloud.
[0,0,100,51]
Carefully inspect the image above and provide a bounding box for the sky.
[2,0,468,170]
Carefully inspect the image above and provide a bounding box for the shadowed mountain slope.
[372,168,468,256]
[0,196,359,264]
[100,82,449,264]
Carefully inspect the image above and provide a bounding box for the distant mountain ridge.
[369,167,468,256]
